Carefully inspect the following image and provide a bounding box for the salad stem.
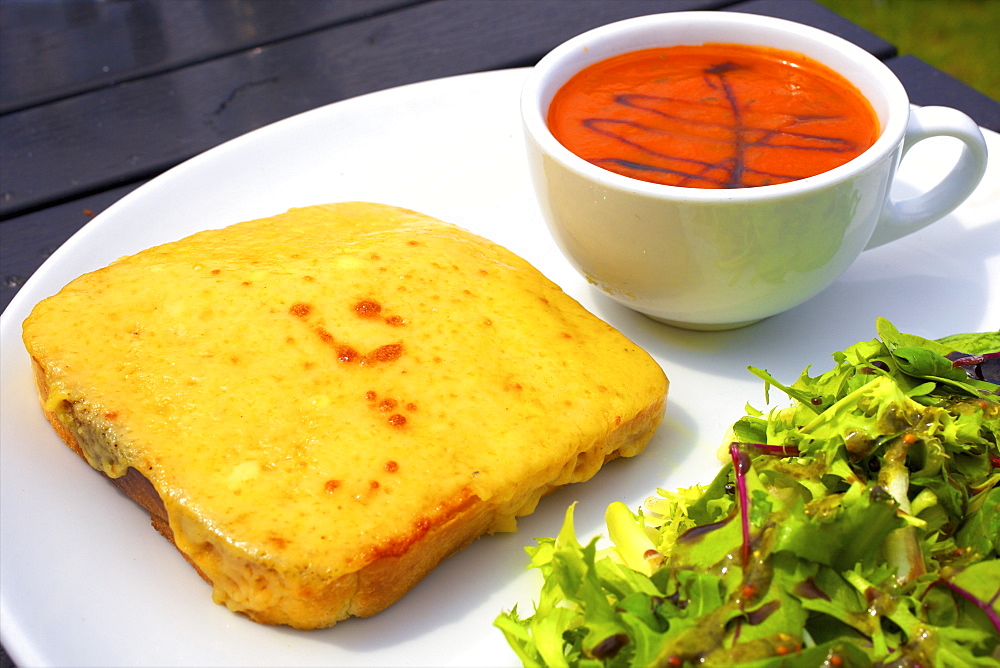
[729,442,753,566]
[951,351,1000,368]
[935,578,1000,635]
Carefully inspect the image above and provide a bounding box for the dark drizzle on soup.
[548,44,880,188]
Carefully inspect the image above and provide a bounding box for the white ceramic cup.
[521,12,989,330]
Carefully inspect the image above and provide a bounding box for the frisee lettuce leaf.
[496,318,1000,666]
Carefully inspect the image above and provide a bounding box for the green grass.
[815,0,1000,101]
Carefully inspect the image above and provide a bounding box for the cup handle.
[865,106,988,249]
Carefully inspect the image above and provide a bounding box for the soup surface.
[547,44,880,189]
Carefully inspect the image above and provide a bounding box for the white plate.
[1,68,998,667]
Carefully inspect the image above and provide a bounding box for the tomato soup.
[547,44,880,189]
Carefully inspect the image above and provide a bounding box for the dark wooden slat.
[0,0,728,220]
[724,0,896,59]
[887,54,1000,132]
[0,0,423,113]
[0,183,144,312]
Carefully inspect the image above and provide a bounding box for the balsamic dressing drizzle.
[580,61,860,188]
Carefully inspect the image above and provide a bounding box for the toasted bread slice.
[22,202,667,629]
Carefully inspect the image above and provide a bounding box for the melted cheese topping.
[23,202,667,626]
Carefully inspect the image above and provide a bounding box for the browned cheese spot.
[267,535,289,549]
[370,343,403,363]
[337,345,360,363]
[289,302,312,318]
[354,299,382,318]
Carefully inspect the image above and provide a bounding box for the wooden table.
[1,1,997,666]
[2,0,999,316]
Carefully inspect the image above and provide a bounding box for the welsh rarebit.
[22,202,667,629]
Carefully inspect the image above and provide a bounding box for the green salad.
[496,318,1000,667]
